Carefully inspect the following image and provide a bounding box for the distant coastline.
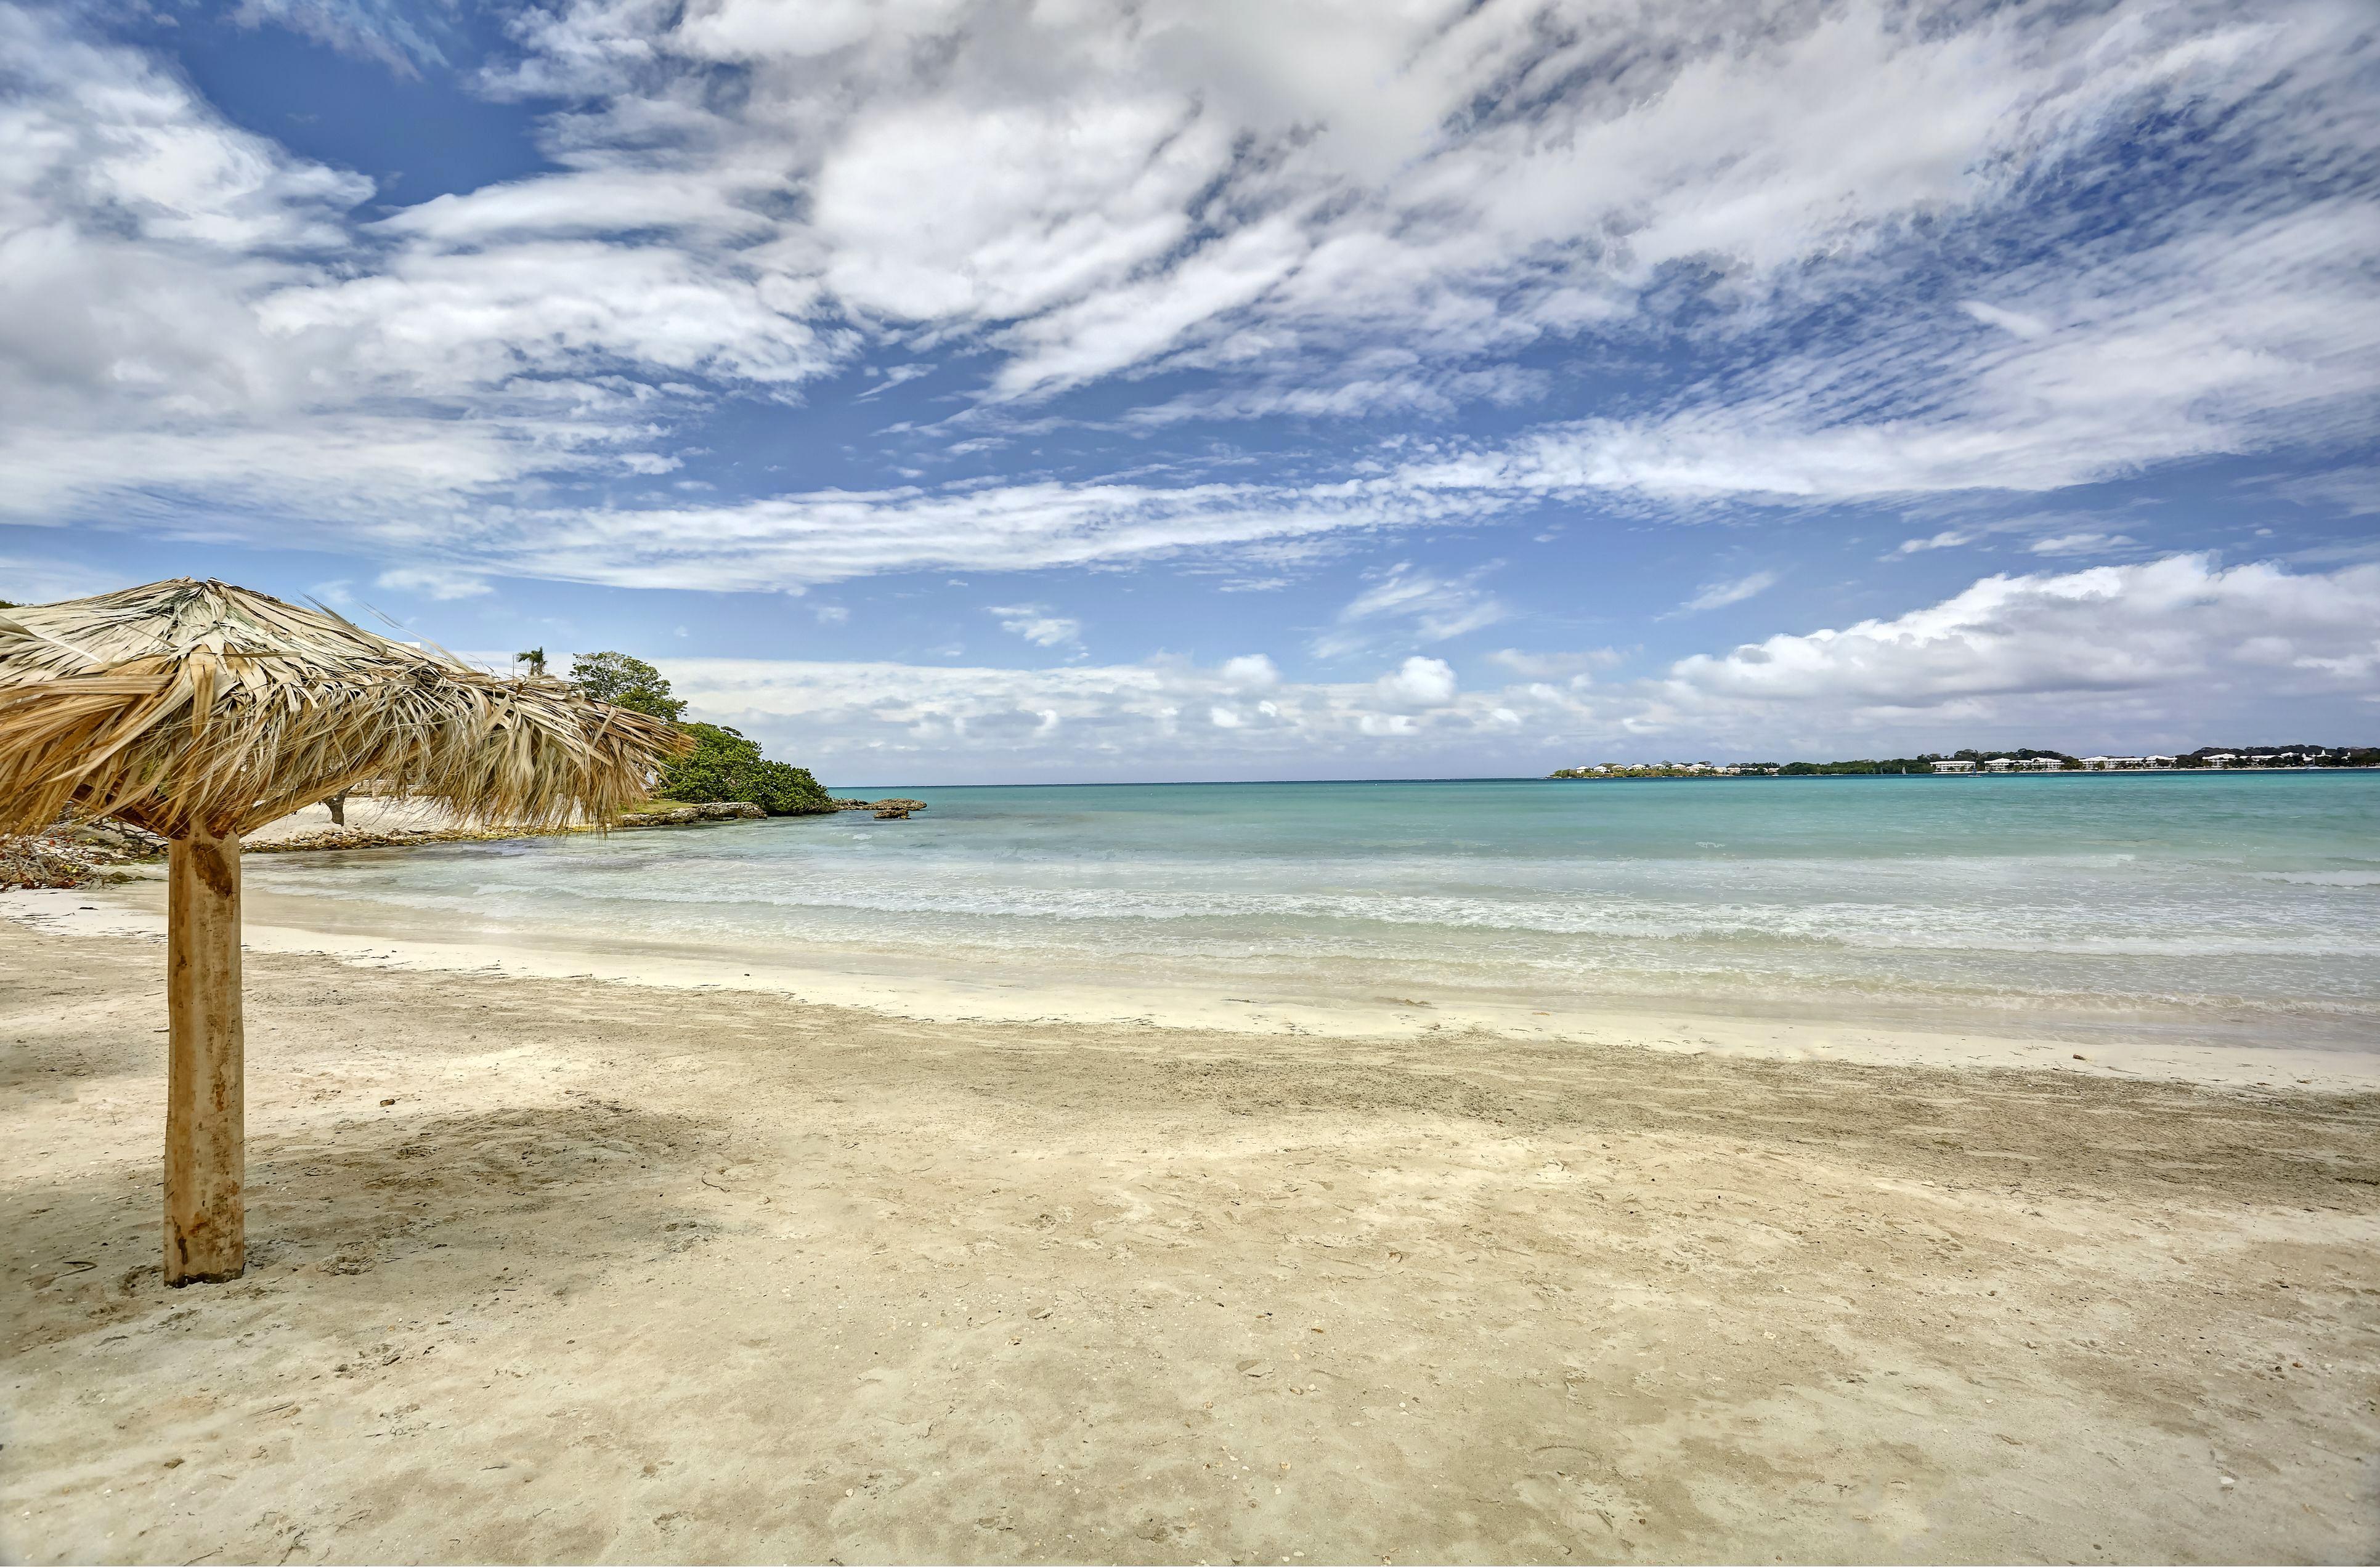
[1552,745,2380,779]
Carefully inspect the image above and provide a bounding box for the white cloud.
[1375,655,1458,708]
[233,0,452,75]
[1895,530,1972,555]
[1217,654,1280,689]
[0,0,2368,718]
[0,0,2368,599]
[660,650,1532,777]
[1959,301,2050,340]
[2029,532,2137,556]
[376,565,493,600]
[607,554,2378,780]
[1312,562,1505,658]
[1662,554,2380,718]
[987,604,1082,648]
[1675,571,1778,615]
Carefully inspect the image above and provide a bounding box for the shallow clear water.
[246,774,2380,1034]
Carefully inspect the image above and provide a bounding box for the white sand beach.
[4,910,2376,1563]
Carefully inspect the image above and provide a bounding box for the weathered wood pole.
[164,830,244,1284]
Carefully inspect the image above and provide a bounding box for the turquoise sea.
[245,773,2380,1043]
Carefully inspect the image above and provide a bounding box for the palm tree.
[0,580,686,1285]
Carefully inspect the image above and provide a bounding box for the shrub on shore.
[655,723,836,816]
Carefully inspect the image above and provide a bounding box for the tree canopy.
[567,651,686,723]
[568,649,838,813]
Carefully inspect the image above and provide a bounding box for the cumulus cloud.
[1217,654,1280,690]
[656,648,1516,780]
[611,555,2380,781]
[1661,554,2380,719]
[1375,656,1458,709]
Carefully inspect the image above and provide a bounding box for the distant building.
[2203,753,2239,766]
[1981,758,2015,772]
[1933,759,1978,774]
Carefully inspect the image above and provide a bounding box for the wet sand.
[3,917,2377,1563]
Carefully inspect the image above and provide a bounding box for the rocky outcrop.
[832,797,929,815]
[615,801,768,828]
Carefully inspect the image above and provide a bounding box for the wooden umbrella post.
[164,829,245,1285]
[1,581,688,1292]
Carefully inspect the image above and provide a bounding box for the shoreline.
[9,876,2377,1093]
[3,916,2375,1563]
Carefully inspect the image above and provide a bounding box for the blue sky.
[3,0,2376,784]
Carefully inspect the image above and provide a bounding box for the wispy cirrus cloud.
[1895,530,1973,556]
[377,565,493,601]
[2029,532,2138,557]
[232,0,454,75]
[1672,571,1779,615]
[3,0,2373,604]
[1310,562,1506,660]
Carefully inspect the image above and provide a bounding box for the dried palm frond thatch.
[0,578,692,1287]
[0,578,687,838]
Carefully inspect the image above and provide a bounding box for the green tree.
[567,651,686,722]
[656,724,835,815]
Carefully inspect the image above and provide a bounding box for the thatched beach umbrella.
[0,580,686,1285]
